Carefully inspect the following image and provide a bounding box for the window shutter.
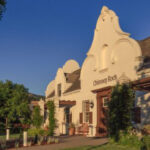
[79,113,83,124]
[133,107,141,123]
[89,112,93,124]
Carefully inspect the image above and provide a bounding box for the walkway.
[16,136,108,150]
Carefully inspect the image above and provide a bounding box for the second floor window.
[57,83,61,97]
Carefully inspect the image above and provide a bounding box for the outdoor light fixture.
[90,101,94,108]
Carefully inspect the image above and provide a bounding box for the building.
[44,6,150,137]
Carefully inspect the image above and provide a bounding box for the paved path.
[15,136,108,150]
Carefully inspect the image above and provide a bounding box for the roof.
[64,69,81,93]
[65,69,81,83]
[137,37,150,58]
[47,90,55,98]
[137,37,150,71]
[31,101,39,106]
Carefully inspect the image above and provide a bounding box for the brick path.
[15,136,108,150]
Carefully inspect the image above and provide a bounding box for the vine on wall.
[47,101,56,136]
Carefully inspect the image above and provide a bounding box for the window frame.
[102,97,109,107]
[82,100,90,123]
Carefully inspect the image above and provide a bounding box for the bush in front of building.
[32,106,43,129]
[108,83,135,141]
[118,131,142,149]
[141,136,150,150]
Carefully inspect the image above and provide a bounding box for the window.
[83,101,90,123]
[103,97,109,107]
[57,84,61,97]
[100,45,108,70]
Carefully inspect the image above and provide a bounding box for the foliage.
[32,106,43,128]
[0,0,6,20]
[28,128,47,137]
[117,132,142,149]
[0,80,31,128]
[108,83,135,141]
[47,101,56,136]
[141,136,150,150]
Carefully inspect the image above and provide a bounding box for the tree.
[47,101,56,136]
[108,83,135,141]
[32,106,43,129]
[0,80,31,128]
[0,0,6,20]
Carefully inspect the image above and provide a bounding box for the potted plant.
[69,123,75,136]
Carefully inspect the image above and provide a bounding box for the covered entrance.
[59,100,76,135]
[92,86,112,137]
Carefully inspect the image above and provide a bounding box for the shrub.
[28,128,47,137]
[108,83,135,141]
[118,134,142,149]
[141,136,150,150]
[28,128,39,137]
[0,141,7,150]
[32,106,43,129]
[47,101,56,136]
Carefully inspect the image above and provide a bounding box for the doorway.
[95,87,111,137]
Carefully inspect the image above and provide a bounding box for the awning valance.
[59,100,76,107]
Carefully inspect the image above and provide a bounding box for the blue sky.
[0,0,150,95]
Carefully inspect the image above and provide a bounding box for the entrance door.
[96,87,111,137]
[64,107,70,134]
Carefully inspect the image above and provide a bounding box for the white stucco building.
[44,6,150,137]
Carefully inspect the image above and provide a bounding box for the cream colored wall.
[82,6,141,92]
[45,80,55,98]
[44,6,147,137]
[79,6,143,136]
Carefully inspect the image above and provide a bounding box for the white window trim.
[103,97,109,107]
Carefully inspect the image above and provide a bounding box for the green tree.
[0,0,6,20]
[32,106,43,128]
[0,80,31,128]
[108,83,135,141]
[47,101,56,136]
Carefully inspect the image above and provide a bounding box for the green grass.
[0,134,20,140]
[63,143,139,150]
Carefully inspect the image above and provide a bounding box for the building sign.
[93,75,117,86]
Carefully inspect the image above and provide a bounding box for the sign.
[93,75,117,86]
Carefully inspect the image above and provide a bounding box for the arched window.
[100,44,108,69]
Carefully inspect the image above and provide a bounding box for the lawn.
[63,143,139,150]
[0,134,20,140]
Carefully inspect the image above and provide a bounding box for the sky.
[0,0,150,96]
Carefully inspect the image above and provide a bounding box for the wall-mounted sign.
[93,75,117,86]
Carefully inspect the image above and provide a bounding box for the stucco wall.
[44,6,149,137]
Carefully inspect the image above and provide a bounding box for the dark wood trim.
[59,100,76,107]
[95,87,112,137]
[92,86,112,93]
[132,77,150,91]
